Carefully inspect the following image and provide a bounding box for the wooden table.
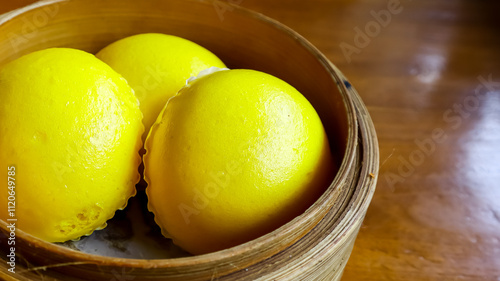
[2,1,499,280]
[236,1,500,280]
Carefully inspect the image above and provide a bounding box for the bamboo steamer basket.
[0,0,379,280]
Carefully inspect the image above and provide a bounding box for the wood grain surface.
[1,0,499,280]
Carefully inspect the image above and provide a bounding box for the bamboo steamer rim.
[0,0,360,272]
